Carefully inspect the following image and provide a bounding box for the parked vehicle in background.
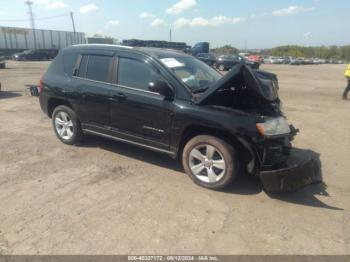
[191,42,210,56]
[12,49,58,61]
[267,56,282,64]
[313,58,326,64]
[241,55,260,70]
[39,44,315,191]
[277,57,284,64]
[329,59,344,64]
[290,58,306,65]
[247,54,262,64]
[0,56,5,69]
[215,55,260,71]
[214,55,243,71]
[282,56,291,64]
[196,53,217,66]
[304,58,314,65]
[215,55,241,71]
[289,57,300,65]
[261,56,270,64]
[300,58,308,65]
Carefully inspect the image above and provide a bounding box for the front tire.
[182,135,239,189]
[52,105,83,145]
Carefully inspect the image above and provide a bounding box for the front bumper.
[259,150,320,193]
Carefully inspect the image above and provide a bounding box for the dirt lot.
[0,60,349,255]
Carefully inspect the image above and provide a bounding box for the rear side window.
[118,58,157,90]
[77,55,88,77]
[77,54,113,83]
[86,55,113,82]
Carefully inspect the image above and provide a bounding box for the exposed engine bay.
[196,64,283,116]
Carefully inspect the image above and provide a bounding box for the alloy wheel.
[54,111,74,140]
[189,144,226,183]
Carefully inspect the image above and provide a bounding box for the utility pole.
[25,0,37,49]
[169,28,172,42]
[70,12,76,33]
[25,0,35,30]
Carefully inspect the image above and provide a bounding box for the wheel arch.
[176,125,254,167]
[177,125,249,157]
[47,98,73,118]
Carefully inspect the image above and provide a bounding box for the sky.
[0,0,349,49]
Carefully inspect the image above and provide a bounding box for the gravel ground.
[0,60,349,254]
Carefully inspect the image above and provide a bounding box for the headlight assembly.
[256,117,291,137]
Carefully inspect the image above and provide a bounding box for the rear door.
[109,53,174,149]
[71,51,115,128]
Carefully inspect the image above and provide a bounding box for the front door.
[110,55,173,150]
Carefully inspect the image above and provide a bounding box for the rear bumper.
[259,151,320,193]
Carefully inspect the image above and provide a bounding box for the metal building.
[0,26,85,50]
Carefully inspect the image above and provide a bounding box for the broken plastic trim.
[259,157,319,193]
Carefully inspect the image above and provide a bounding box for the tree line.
[211,45,350,61]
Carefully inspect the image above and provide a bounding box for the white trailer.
[0,26,85,50]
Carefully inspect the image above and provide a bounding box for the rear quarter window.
[46,53,64,75]
[63,53,78,76]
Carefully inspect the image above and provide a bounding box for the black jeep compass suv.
[39,44,315,191]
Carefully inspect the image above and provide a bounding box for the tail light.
[38,78,44,93]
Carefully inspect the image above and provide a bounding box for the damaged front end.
[259,152,319,193]
[195,64,320,193]
[252,127,319,193]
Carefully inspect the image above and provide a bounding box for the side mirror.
[148,80,173,99]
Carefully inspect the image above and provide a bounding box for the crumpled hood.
[195,64,279,105]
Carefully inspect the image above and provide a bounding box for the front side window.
[118,57,160,91]
[160,56,221,93]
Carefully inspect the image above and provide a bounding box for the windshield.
[160,56,222,93]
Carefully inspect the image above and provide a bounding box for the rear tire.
[182,135,239,189]
[52,105,83,145]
